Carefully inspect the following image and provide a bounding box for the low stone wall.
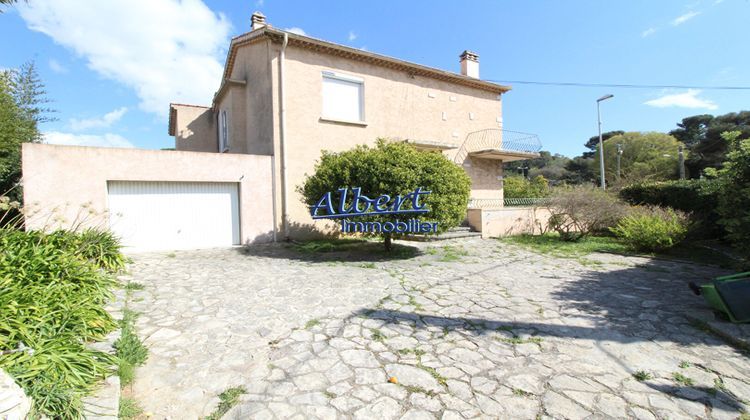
[467,207,551,238]
[0,370,31,420]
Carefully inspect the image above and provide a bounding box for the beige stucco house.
[23,12,543,251]
[169,12,541,240]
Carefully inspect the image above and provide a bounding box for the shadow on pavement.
[347,257,747,410]
[237,239,422,263]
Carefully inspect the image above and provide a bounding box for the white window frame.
[321,71,365,124]
[219,109,229,152]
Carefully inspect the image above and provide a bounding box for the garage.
[107,181,240,251]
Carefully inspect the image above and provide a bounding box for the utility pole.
[678,145,686,180]
[616,143,622,182]
[596,94,614,190]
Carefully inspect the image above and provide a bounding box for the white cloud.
[641,27,656,38]
[17,0,231,117]
[48,58,67,73]
[70,107,128,131]
[348,31,357,41]
[672,10,700,26]
[285,27,306,36]
[43,131,135,148]
[644,89,718,110]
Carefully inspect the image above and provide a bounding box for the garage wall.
[22,143,275,245]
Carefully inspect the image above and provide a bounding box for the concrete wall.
[173,105,217,152]
[466,157,504,201]
[233,40,277,156]
[467,207,552,238]
[22,143,274,244]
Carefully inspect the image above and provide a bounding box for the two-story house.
[168,12,541,239]
[23,12,542,250]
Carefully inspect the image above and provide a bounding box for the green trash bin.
[695,272,750,323]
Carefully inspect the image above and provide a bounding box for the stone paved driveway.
[124,239,750,419]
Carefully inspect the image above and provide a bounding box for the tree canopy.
[1,62,53,203]
[504,151,572,183]
[583,130,624,158]
[503,175,550,199]
[670,111,750,177]
[593,131,684,186]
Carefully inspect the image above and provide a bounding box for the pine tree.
[0,61,55,203]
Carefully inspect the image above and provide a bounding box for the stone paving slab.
[126,246,403,418]
[126,240,750,419]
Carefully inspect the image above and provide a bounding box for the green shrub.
[0,228,122,418]
[503,175,551,199]
[715,131,750,260]
[619,179,722,238]
[299,139,471,250]
[74,229,128,272]
[610,207,688,252]
[546,186,628,241]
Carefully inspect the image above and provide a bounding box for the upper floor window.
[321,71,364,123]
[219,109,229,152]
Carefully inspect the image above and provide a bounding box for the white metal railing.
[454,129,542,164]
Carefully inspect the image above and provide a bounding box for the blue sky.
[1,0,748,157]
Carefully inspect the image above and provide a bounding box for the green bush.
[0,229,122,418]
[619,179,722,238]
[546,186,628,241]
[715,131,750,260]
[74,229,128,272]
[610,207,689,252]
[503,175,550,199]
[299,139,471,250]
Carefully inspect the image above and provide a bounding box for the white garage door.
[108,181,240,251]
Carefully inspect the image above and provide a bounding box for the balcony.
[455,129,542,164]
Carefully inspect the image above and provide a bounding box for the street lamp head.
[597,94,614,102]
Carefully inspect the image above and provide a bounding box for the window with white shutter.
[321,71,364,123]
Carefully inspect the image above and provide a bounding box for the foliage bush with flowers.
[0,197,130,418]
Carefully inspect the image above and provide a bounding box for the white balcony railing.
[454,129,542,164]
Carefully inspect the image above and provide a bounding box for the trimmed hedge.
[619,180,722,238]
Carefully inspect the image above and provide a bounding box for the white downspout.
[270,158,277,242]
[280,32,289,240]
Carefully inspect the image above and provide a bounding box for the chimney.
[459,50,479,78]
[251,11,267,31]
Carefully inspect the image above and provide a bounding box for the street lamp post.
[616,143,623,181]
[597,94,614,190]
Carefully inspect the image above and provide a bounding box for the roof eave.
[220,27,511,96]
